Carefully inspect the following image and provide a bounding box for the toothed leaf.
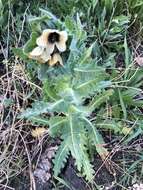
[53,141,70,177]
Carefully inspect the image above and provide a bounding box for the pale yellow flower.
[48,53,63,66]
[36,29,68,54]
[28,29,68,63]
[29,29,68,63]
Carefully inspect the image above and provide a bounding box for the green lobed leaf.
[73,62,111,97]
[49,116,68,137]
[26,116,49,126]
[12,48,29,61]
[96,120,133,135]
[19,101,49,119]
[23,32,39,54]
[53,140,70,177]
[82,117,109,158]
[87,89,113,113]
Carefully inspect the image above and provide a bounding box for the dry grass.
[0,5,49,188]
[0,56,48,189]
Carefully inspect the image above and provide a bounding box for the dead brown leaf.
[33,146,58,183]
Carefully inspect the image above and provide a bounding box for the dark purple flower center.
[48,32,60,44]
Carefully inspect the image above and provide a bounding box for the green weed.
[1,0,143,189]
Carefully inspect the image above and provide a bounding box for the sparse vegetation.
[1,0,143,189]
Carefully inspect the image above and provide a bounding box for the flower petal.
[29,46,43,57]
[36,29,52,47]
[46,43,55,55]
[37,57,47,64]
[48,53,63,66]
[59,31,68,42]
[40,48,51,62]
[56,41,66,52]
[56,31,68,52]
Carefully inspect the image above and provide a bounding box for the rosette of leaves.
[17,9,143,181]
[20,64,113,181]
[17,10,113,181]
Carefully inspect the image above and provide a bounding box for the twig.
[13,73,42,90]
[14,129,36,190]
[17,5,30,46]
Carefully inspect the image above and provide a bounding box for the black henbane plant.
[16,8,143,181]
[16,10,113,181]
